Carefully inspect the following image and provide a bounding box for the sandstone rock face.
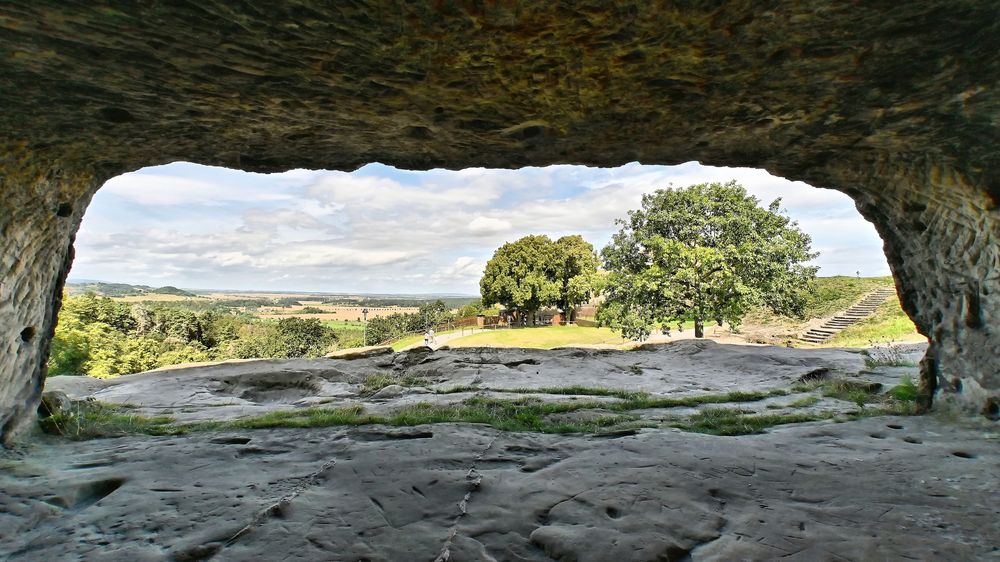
[44,341,873,423]
[1,2,998,440]
[2,418,997,559]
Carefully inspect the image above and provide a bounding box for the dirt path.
[398,328,485,351]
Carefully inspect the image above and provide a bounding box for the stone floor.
[1,416,998,561]
[3,341,997,560]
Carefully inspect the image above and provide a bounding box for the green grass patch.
[438,385,648,401]
[48,382,921,441]
[768,395,821,409]
[446,325,626,349]
[359,372,426,396]
[822,379,882,406]
[888,376,919,402]
[195,397,645,435]
[41,401,183,440]
[208,404,376,430]
[436,386,787,410]
[670,407,825,436]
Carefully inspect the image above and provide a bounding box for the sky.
[69,161,890,294]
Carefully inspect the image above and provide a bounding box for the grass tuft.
[359,372,425,396]
[670,407,825,436]
[822,380,882,406]
[887,376,919,402]
[41,401,182,440]
[768,395,821,409]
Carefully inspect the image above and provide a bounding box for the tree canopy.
[599,181,817,339]
[48,293,344,378]
[480,234,600,317]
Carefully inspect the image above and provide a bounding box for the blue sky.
[70,161,890,294]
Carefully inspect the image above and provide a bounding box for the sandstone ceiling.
[1,1,998,442]
[0,1,997,191]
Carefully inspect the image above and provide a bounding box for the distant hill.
[65,281,153,297]
[65,281,199,298]
[149,286,196,297]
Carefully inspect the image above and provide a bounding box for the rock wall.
[1,2,998,440]
[844,160,999,416]
[0,150,100,444]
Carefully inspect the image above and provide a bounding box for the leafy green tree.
[61,293,136,333]
[48,319,91,375]
[552,235,601,318]
[480,235,560,320]
[157,342,213,366]
[275,317,336,357]
[456,298,486,318]
[365,313,418,345]
[417,300,452,329]
[229,322,287,359]
[599,181,817,339]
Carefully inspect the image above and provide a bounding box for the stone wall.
[1,1,998,440]
[844,159,999,416]
[0,150,101,443]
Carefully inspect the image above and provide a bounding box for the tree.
[552,235,601,319]
[480,235,560,320]
[417,300,452,329]
[456,298,486,318]
[275,317,337,357]
[599,181,817,340]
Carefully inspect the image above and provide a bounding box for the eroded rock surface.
[1,2,998,439]
[6,343,997,559]
[2,417,997,560]
[46,341,870,423]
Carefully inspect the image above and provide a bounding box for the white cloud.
[102,174,295,206]
[434,257,485,281]
[71,161,891,292]
[467,216,513,234]
[307,172,498,211]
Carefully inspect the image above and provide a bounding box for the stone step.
[799,287,896,342]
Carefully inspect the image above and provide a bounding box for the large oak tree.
[480,234,599,320]
[599,181,817,339]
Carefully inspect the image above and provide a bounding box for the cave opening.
[43,160,929,411]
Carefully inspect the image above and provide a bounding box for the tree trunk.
[694,319,704,338]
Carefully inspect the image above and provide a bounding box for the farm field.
[114,293,208,302]
[258,305,419,321]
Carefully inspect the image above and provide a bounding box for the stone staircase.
[800,287,897,344]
